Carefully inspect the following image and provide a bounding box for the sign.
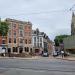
[0,47,5,53]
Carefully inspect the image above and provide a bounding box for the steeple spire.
[72,12,75,17]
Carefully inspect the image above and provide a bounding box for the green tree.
[0,21,9,56]
[54,35,70,46]
[0,21,9,36]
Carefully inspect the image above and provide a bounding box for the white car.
[52,51,57,56]
[43,52,49,57]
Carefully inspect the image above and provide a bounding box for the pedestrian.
[61,50,64,58]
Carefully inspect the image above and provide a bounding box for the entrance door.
[19,47,23,53]
[35,49,39,53]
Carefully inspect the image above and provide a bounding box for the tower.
[71,12,75,35]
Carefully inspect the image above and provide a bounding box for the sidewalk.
[0,56,75,61]
[0,56,39,60]
[55,56,75,61]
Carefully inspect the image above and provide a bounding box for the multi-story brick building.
[0,18,53,56]
[5,18,32,55]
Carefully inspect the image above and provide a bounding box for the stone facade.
[32,28,53,55]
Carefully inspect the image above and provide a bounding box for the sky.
[0,0,75,41]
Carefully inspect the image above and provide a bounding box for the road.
[0,57,75,75]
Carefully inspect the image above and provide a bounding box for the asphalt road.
[0,57,75,75]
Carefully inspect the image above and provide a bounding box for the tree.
[0,21,9,56]
[54,35,70,46]
[0,21,9,36]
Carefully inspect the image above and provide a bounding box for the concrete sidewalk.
[0,56,75,61]
[0,56,39,60]
[55,56,75,61]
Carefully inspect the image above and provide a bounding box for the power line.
[0,4,75,18]
[0,9,71,17]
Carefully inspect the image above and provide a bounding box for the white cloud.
[0,0,75,41]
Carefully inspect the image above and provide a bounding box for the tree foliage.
[54,35,70,46]
[0,21,9,36]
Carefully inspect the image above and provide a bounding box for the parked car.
[52,51,58,57]
[43,52,49,57]
[64,52,70,57]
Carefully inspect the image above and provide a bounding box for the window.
[19,24,23,30]
[34,43,36,47]
[13,24,16,29]
[8,30,11,36]
[37,37,39,42]
[37,43,39,47]
[25,26,27,30]
[40,38,42,42]
[29,32,31,36]
[9,25,11,29]
[27,47,29,52]
[20,31,23,37]
[40,43,42,47]
[25,32,27,36]
[30,48,32,53]
[29,39,31,44]
[14,38,16,43]
[2,40,5,44]
[20,38,23,43]
[25,47,27,52]
[25,47,29,52]
[19,47,23,53]
[34,37,36,42]
[8,48,11,53]
[13,31,16,36]
[28,26,31,30]
[9,38,11,43]
[13,47,17,52]
[25,39,27,44]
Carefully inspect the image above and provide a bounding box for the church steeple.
[71,12,75,35]
[72,12,75,17]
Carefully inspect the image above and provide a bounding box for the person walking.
[61,50,64,58]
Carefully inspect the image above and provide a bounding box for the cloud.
[0,0,75,41]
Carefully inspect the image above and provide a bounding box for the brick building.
[0,18,53,56]
[5,18,32,55]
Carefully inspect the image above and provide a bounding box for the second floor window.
[34,37,36,43]
[2,40,5,44]
[8,30,11,36]
[20,31,23,37]
[14,38,16,43]
[13,24,16,29]
[9,38,11,43]
[13,31,16,36]
[19,24,23,30]
[40,38,42,42]
[25,39,27,44]
[29,39,31,44]
[20,39,23,43]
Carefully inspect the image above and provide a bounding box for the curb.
[0,57,39,60]
[0,56,75,61]
[56,57,75,61]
